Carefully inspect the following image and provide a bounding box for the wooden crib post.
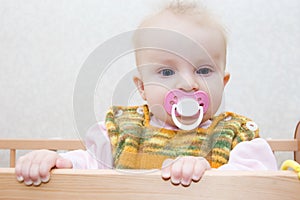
[294,121,300,163]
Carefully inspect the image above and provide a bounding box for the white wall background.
[0,0,299,167]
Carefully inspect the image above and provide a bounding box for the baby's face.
[134,12,229,127]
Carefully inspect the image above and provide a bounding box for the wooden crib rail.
[0,137,299,167]
[0,139,85,167]
[0,138,299,167]
[267,139,299,152]
[1,120,299,167]
[0,168,299,200]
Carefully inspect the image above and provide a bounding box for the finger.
[28,151,55,186]
[170,157,184,185]
[29,162,42,186]
[181,157,196,186]
[15,156,26,182]
[19,153,35,185]
[16,173,24,182]
[192,158,210,182]
[161,159,173,179]
[56,157,73,169]
[39,152,59,182]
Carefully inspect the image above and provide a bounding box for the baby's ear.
[133,76,146,100]
[223,72,230,86]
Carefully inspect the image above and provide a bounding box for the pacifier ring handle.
[171,104,204,131]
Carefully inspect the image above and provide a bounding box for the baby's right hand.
[15,149,73,186]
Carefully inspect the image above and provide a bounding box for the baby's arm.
[15,150,72,186]
[161,156,211,186]
[218,138,278,170]
[60,122,113,169]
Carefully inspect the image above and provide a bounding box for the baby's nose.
[176,74,199,92]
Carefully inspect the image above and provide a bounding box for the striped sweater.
[105,105,259,169]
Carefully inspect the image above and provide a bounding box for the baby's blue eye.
[196,68,212,75]
[160,69,175,76]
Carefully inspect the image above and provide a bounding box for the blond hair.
[165,0,207,15]
[134,0,228,67]
[139,0,228,44]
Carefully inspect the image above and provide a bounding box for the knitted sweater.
[105,105,259,169]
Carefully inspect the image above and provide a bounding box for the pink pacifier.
[164,89,209,130]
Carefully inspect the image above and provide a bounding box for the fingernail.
[161,170,170,179]
[17,176,24,182]
[171,177,180,185]
[181,179,190,186]
[192,174,200,181]
[41,175,50,183]
[33,179,41,186]
[24,180,33,186]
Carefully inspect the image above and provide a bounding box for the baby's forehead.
[136,49,212,64]
[133,27,226,68]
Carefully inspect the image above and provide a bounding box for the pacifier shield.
[163,89,210,130]
[164,89,209,116]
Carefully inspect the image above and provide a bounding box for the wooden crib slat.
[9,149,16,168]
[0,168,299,200]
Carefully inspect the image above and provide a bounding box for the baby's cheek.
[150,105,169,121]
[206,85,224,112]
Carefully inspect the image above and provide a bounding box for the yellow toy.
[281,159,300,179]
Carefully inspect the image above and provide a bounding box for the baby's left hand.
[161,156,211,186]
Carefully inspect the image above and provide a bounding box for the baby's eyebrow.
[143,60,178,69]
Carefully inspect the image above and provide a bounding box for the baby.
[15,1,277,187]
